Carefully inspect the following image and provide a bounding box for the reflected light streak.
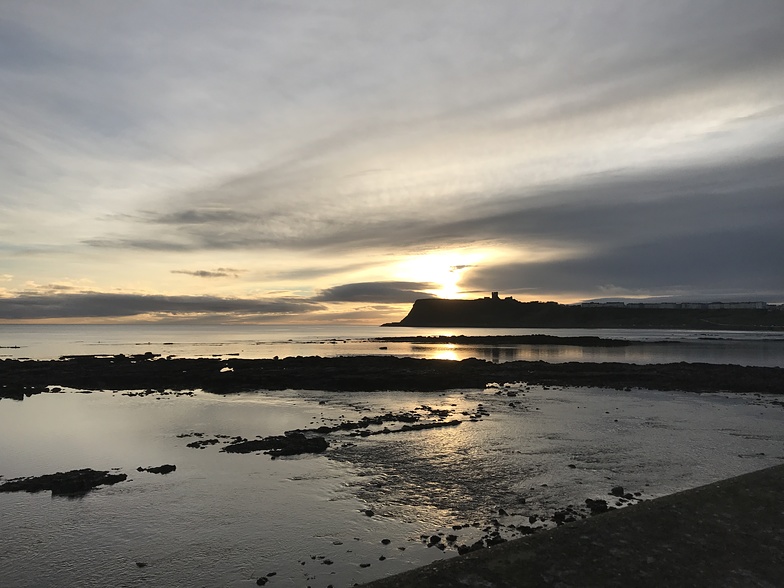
[432,347,459,361]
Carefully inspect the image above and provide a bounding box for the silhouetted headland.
[383,293,784,330]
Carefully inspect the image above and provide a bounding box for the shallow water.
[1,385,782,587]
[1,324,783,366]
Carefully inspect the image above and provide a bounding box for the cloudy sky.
[1,1,783,324]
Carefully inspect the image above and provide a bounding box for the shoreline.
[2,357,782,586]
[2,354,782,399]
[359,463,784,588]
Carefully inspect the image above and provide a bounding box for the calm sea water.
[1,324,782,366]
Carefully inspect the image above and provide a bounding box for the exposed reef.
[1,354,782,400]
[180,405,487,458]
[0,468,127,496]
[222,433,329,457]
[136,464,176,475]
[372,334,636,346]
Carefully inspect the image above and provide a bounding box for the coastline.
[359,463,784,588]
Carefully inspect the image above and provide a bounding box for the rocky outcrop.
[222,432,329,457]
[0,468,127,496]
[1,355,782,398]
[137,464,176,474]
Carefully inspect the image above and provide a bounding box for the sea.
[1,323,783,366]
[1,324,783,587]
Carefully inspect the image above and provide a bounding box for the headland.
[383,294,784,330]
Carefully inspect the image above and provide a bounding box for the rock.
[256,577,268,586]
[381,538,391,545]
[135,562,147,568]
[364,509,375,517]
[137,464,176,475]
[186,438,219,449]
[0,468,127,496]
[429,535,442,544]
[518,525,536,535]
[610,486,625,497]
[457,540,485,555]
[485,534,507,547]
[223,432,328,457]
[586,498,609,515]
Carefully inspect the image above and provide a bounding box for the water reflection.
[405,341,784,367]
[432,346,459,361]
[2,325,783,367]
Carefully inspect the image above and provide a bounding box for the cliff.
[383,297,784,330]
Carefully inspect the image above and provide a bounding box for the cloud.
[463,225,784,301]
[82,153,784,257]
[0,292,324,320]
[171,267,246,278]
[2,1,784,315]
[315,282,437,303]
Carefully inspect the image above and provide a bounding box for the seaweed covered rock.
[137,464,176,475]
[223,432,328,457]
[0,468,127,496]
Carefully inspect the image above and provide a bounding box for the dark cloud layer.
[465,226,784,300]
[0,282,434,320]
[171,268,245,278]
[86,155,784,253]
[0,293,323,320]
[315,282,436,303]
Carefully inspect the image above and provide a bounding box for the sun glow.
[395,250,484,299]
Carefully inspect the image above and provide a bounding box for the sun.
[395,250,483,299]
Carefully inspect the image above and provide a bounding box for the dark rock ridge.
[0,468,127,496]
[137,464,176,474]
[222,432,329,456]
[384,297,784,330]
[373,334,635,347]
[1,355,782,399]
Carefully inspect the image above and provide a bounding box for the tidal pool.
[1,384,782,587]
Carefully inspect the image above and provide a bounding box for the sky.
[1,1,783,324]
